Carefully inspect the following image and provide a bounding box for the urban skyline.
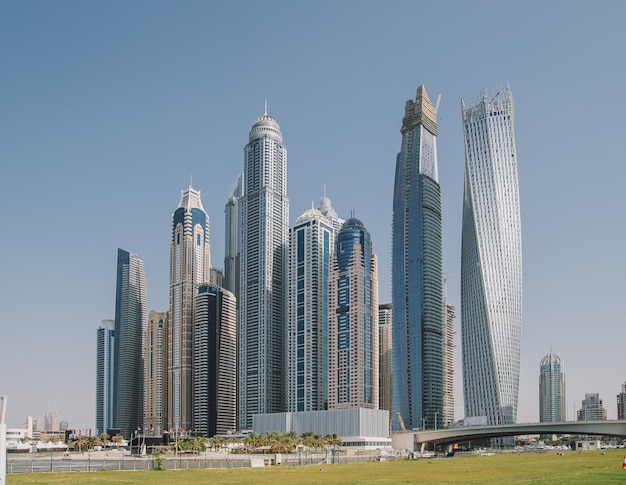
[2,2,625,429]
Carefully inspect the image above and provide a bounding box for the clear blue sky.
[1,0,624,429]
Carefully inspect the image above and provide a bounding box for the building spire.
[264,99,268,116]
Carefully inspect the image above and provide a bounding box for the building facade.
[460,84,522,429]
[168,185,210,432]
[193,284,237,437]
[328,218,378,410]
[577,393,607,421]
[238,108,289,429]
[96,319,115,435]
[617,382,626,420]
[443,302,455,427]
[539,351,566,423]
[144,311,168,435]
[113,248,147,438]
[224,173,242,297]
[378,303,392,412]
[287,208,335,412]
[392,85,444,431]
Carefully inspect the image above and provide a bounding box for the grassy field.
[7,449,626,484]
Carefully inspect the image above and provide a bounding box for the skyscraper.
[577,393,607,421]
[392,85,444,431]
[378,303,392,412]
[287,207,335,412]
[193,284,237,437]
[460,85,522,431]
[239,107,289,429]
[443,302,455,427]
[96,319,115,435]
[617,382,626,420]
[539,351,567,423]
[144,311,168,435]
[539,351,566,423]
[328,218,378,410]
[168,185,210,432]
[224,173,242,296]
[113,248,147,438]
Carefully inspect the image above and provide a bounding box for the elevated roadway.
[392,420,626,452]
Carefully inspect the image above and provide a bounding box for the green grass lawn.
[7,449,626,484]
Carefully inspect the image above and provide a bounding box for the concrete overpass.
[391,420,626,452]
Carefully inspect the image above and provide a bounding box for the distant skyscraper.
[617,382,626,420]
[113,248,147,438]
[96,319,115,435]
[392,85,444,431]
[239,107,289,430]
[328,218,378,410]
[193,284,237,437]
[577,393,607,421]
[378,303,392,412]
[224,173,242,296]
[44,410,60,431]
[461,84,522,429]
[443,302,455,427]
[144,311,168,435]
[168,185,210,432]
[539,351,566,423]
[287,207,335,412]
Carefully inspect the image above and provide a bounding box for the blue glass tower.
[113,249,146,438]
[392,85,444,431]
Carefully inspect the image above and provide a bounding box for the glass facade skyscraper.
[224,173,242,297]
[392,85,444,431]
[328,218,378,409]
[193,284,237,436]
[96,319,115,435]
[461,84,522,429]
[239,108,289,430]
[539,351,566,423]
[113,248,147,438]
[287,207,335,412]
[168,185,210,432]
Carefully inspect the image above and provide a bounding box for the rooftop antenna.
[323,183,327,198]
[190,174,193,188]
[435,94,442,112]
[264,99,268,115]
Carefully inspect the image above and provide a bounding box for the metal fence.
[7,451,399,474]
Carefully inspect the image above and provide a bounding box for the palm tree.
[99,433,110,449]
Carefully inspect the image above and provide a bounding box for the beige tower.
[144,311,168,434]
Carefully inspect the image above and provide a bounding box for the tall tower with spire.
[239,107,289,429]
[392,85,444,431]
[168,184,210,432]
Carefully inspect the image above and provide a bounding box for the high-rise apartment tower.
[461,84,522,430]
[96,319,115,435]
[287,207,335,412]
[144,311,168,434]
[539,351,566,423]
[378,303,392,412]
[168,185,210,431]
[392,85,444,430]
[113,248,147,438]
[239,108,289,429]
[193,284,237,436]
[617,382,626,420]
[328,218,379,409]
[577,393,607,421]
